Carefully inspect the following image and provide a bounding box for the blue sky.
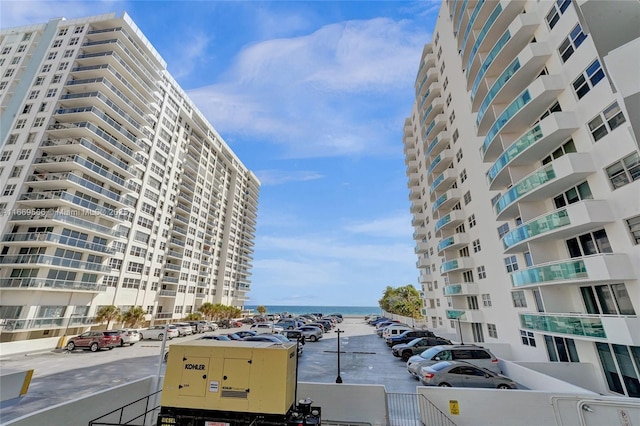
[2,1,440,306]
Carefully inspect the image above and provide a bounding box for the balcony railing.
[0,277,107,292]
[10,209,123,237]
[519,312,606,338]
[1,316,96,332]
[0,254,111,272]
[502,208,570,250]
[3,232,114,254]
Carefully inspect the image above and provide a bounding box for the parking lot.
[0,316,420,422]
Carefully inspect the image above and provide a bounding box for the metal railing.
[386,393,421,426]
[88,389,161,426]
[417,393,457,426]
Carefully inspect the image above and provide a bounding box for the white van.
[382,325,413,339]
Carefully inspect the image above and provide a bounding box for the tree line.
[378,285,422,318]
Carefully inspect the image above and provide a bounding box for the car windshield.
[408,338,423,346]
[430,361,452,371]
[104,331,119,336]
[419,346,442,359]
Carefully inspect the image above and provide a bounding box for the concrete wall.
[297,382,387,426]
[5,376,159,426]
[0,370,33,402]
[510,361,603,394]
[0,336,60,357]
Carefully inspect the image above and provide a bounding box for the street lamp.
[335,328,343,383]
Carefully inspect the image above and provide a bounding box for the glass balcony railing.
[0,277,106,291]
[435,214,453,234]
[502,208,570,250]
[10,209,122,236]
[519,313,606,338]
[471,30,512,100]
[3,232,114,254]
[437,236,455,253]
[466,3,503,77]
[1,316,97,332]
[420,104,434,128]
[494,163,556,216]
[441,259,460,273]
[460,0,486,55]
[444,284,463,295]
[482,89,532,156]
[486,125,543,185]
[511,258,587,287]
[446,309,466,320]
[0,254,111,272]
[455,0,470,36]
[477,58,521,124]
[427,153,444,176]
[425,136,441,157]
[432,193,449,212]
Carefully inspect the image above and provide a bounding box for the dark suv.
[386,329,436,347]
[391,337,453,361]
[66,331,121,352]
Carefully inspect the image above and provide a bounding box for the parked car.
[296,326,323,342]
[139,325,179,341]
[66,331,121,352]
[276,319,303,330]
[234,330,257,338]
[386,329,437,347]
[271,333,304,356]
[250,323,284,334]
[392,337,453,361]
[377,323,409,337]
[218,319,242,329]
[117,329,141,346]
[185,321,208,333]
[198,335,231,341]
[381,325,413,339]
[226,333,244,341]
[282,330,306,344]
[306,322,328,332]
[173,323,193,336]
[419,361,517,389]
[239,317,255,324]
[407,345,501,378]
[243,335,286,343]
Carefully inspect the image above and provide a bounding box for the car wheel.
[310,335,317,342]
[164,352,169,362]
[157,333,163,341]
[402,352,412,362]
[438,382,452,387]
[139,334,144,340]
[90,342,99,352]
[120,340,125,347]
[497,384,511,389]
[66,342,75,351]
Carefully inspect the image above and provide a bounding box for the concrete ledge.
[0,337,59,358]
[0,369,34,402]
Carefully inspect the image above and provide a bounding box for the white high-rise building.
[405,0,640,398]
[0,13,259,342]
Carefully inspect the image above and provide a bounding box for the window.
[69,37,79,46]
[46,52,57,61]
[39,102,47,112]
[581,283,635,315]
[63,49,73,58]
[546,0,572,29]
[18,149,31,160]
[33,117,45,127]
[472,239,481,253]
[589,102,626,142]
[443,77,448,91]
[0,151,12,161]
[596,343,640,397]
[505,255,518,272]
[553,181,592,208]
[460,169,467,183]
[449,110,455,124]
[52,40,63,48]
[482,294,492,307]
[520,330,536,346]
[58,62,69,71]
[127,262,144,273]
[463,191,471,205]
[497,223,509,239]
[572,59,605,99]
[0,81,7,90]
[626,215,640,245]
[74,25,85,34]
[4,68,14,78]
[3,184,17,196]
[559,24,587,62]
[15,119,26,129]
[456,149,463,162]
[46,88,57,98]
[545,336,579,362]
[477,265,486,279]
[468,214,476,228]
[22,104,32,114]
[41,64,52,73]
[606,152,640,189]
[452,129,459,143]
[58,28,68,36]
[108,258,122,270]
[29,90,39,99]
[487,324,498,339]
[512,290,527,308]
[51,74,62,84]
[542,139,576,165]
[1,47,11,55]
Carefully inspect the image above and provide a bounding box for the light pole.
[335,328,343,383]
[457,317,464,344]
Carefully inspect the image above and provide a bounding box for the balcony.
[0,316,96,332]
[510,253,635,288]
[427,149,454,177]
[459,0,492,64]
[429,169,457,199]
[0,277,106,292]
[0,254,111,272]
[440,256,474,274]
[408,186,421,200]
[415,240,430,254]
[446,309,484,323]
[519,313,607,339]
[502,200,614,253]
[406,159,419,173]
[163,276,179,284]
[437,232,469,255]
[494,153,595,221]
[425,130,451,159]
[444,282,479,296]
[470,12,541,105]
[432,188,462,214]
[486,112,579,190]
[3,232,114,254]
[434,210,465,237]
[159,290,177,297]
[481,75,566,162]
[416,257,431,268]
[413,227,427,239]
[9,209,122,237]
[422,113,446,143]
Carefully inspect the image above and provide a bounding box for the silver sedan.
[296,326,323,342]
[419,361,517,389]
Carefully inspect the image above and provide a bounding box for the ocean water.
[243,305,382,317]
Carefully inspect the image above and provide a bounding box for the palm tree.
[121,307,146,328]
[184,312,202,321]
[94,305,122,329]
[198,302,215,320]
[256,305,267,315]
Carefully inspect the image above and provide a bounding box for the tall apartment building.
[0,13,259,342]
[405,0,640,398]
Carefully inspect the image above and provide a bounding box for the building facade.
[405,0,640,398]
[0,13,259,342]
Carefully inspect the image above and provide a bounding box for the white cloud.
[0,1,122,28]
[344,211,414,238]
[187,17,429,159]
[167,32,211,80]
[255,169,324,186]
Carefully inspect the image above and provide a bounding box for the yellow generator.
[157,340,321,425]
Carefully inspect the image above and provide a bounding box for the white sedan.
[250,323,284,334]
[139,325,179,340]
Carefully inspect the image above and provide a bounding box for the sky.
[1,0,441,306]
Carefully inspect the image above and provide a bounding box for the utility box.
[161,340,297,415]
